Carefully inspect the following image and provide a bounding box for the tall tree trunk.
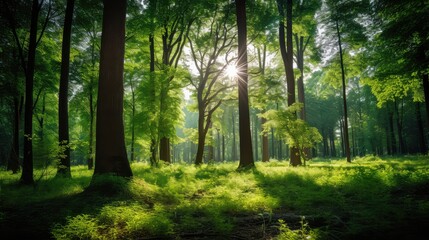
[388,106,397,155]
[236,0,254,169]
[394,100,405,154]
[57,0,75,178]
[93,0,132,177]
[87,32,96,170]
[88,82,94,170]
[149,33,158,166]
[159,137,170,162]
[21,0,41,185]
[335,20,351,163]
[278,0,300,166]
[195,107,206,165]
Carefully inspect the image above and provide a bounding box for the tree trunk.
[88,83,94,170]
[87,33,96,170]
[277,0,301,166]
[195,107,206,165]
[394,100,405,154]
[93,0,132,177]
[388,107,397,155]
[149,33,158,166]
[235,0,254,169]
[335,20,351,163]
[21,0,41,185]
[57,0,75,178]
[159,137,170,163]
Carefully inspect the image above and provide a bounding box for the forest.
[0,0,428,239]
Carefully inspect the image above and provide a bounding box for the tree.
[57,0,75,178]
[321,0,369,162]
[277,0,301,166]
[187,1,235,165]
[93,0,132,177]
[235,0,254,169]
[4,0,51,184]
[371,0,429,130]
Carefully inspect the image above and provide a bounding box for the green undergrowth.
[1,155,429,239]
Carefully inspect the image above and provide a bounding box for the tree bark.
[235,0,254,169]
[57,0,75,178]
[149,33,158,166]
[21,0,41,185]
[93,0,132,177]
[277,0,301,166]
[335,20,351,163]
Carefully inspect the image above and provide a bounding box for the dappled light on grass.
[1,156,429,239]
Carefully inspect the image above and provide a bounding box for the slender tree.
[187,4,235,165]
[277,0,301,166]
[57,0,75,178]
[235,0,254,169]
[93,0,132,177]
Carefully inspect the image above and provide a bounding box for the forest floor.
[1,155,429,239]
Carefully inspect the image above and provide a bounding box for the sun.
[225,64,238,78]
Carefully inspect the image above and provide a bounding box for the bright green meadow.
[1,156,429,239]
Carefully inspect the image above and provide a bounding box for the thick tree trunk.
[93,0,132,177]
[57,0,75,178]
[159,137,170,163]
[335,20,351,163]
[21,0,41,185]
[195,108,206,165]
[236,0,254,169]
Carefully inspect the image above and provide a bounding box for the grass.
[1,155,429,239]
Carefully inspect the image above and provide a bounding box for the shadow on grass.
[252,166,429,240]
[0,175,137,240]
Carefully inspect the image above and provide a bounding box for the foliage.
[263,103,322,159]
